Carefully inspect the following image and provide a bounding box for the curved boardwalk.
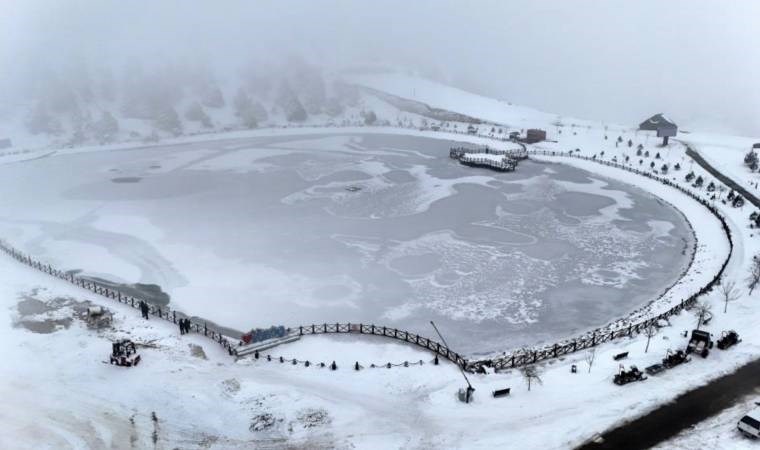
[291,323,467,367]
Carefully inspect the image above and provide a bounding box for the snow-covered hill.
[345,72,597,130]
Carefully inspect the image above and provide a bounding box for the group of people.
[139,300,150,320]
[138,298,192,335]
[178,318,192,335]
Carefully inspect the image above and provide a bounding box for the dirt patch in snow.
[295,408,331,429]
[251,413,280,432]
[13,290,112,334]
[189,343,207,359]
[221,378,240,396]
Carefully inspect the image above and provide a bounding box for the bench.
[613,352,629,361]
[492,388,511,398]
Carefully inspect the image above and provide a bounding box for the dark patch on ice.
[550,192,615,217]
[389,253,442,276]
[318,170,372,183]
[312,285,353,300]
[82,277,171,306]
[385,169,416,183]
[149,164,161,169]
[111,177,142,183]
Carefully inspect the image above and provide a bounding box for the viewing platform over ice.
[449,143,527,172]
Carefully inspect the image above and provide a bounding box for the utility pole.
[430,321,474,403]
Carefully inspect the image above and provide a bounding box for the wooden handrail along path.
[292,323,467,367]
[0,237,466,367]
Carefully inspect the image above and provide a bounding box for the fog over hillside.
[1,0,758,136]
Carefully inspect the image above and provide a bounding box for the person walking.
[140,301,149,320]
[178,318,185,335]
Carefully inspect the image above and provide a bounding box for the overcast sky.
[2,0,758,136]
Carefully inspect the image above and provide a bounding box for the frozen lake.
[0,133,694,354]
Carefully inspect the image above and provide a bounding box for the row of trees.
[21,58,365,142]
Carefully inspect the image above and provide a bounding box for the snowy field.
[0,132,694,354]
[1,72,758,449]
[0,124,755,450]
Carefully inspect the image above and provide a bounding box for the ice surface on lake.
[0,134,693,354]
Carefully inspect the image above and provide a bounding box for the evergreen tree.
[152,105,182,136]
[201,85,225,108]
[185,102,212,128]
[276,80,307,122]
[92,110,119,143]
[233,88,253,117]
[26,101,62,135]
[363,110,377,125]
[745,151,758,171]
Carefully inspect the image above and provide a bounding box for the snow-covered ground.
[681,131,760,194]
[2,73,760,448]
[345,72,565,130]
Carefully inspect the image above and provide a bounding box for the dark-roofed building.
[640,114,677,145]
[525,129,546,144]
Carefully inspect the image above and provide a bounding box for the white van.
[738,406,760,438]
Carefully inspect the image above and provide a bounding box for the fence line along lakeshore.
[0,128,734,373]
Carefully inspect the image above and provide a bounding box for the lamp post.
[430,321,474,403]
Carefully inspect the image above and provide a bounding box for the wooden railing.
[293,323,467,367]
[0,239,236,355]
[0,129,734,374]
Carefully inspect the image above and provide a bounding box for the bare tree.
[720,279,741,313]
[644,324,658,353]
[747,256,760,294]
[694,300,713,330]
[520,365,543,391]
[584,348,596,373]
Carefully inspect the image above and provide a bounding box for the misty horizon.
[2,0,759,136]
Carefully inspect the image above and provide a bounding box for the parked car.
[738,406,760,438]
